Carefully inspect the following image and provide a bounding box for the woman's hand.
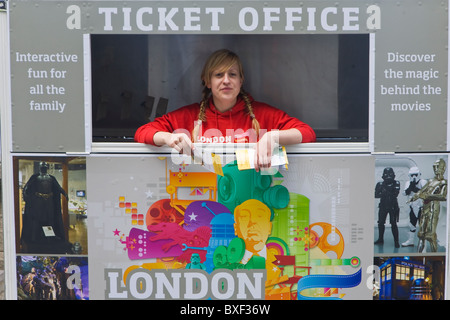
[254,131,278,172]
[254,129,302,172]
[154,132,194,156]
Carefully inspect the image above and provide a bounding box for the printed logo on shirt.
[199,136,232,143]
[197,128,259,144]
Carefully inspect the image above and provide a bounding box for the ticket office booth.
[3,1,449,301]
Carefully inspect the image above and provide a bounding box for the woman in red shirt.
[135,49,316,171]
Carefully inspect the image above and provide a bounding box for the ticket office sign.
[9,0,379,152]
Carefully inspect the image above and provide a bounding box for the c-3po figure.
[409,158,447,252]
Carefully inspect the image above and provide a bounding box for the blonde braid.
[241,90,260,138]
[192,87,210,142]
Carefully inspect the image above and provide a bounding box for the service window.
[91,34,369,142]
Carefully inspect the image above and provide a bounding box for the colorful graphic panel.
[87,154,374,300]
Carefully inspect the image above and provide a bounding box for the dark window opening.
[91,34,369,143]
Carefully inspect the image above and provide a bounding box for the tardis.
[379,257,426,300]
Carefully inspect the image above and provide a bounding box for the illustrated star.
[145,190,154,198]
[113,229,120,236]
[188,212,198,221]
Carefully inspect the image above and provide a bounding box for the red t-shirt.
[134,96,316,145]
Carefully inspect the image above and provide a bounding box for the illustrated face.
[234,200,272,253]
[207,63,243,112]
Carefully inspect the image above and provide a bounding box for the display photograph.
[373,255,445,300]
[16,255,88,300]
[374,155,448,255]
[14,157,87,256]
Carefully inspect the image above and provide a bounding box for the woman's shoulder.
[162,102,200,120]
[172,102,201,113]
[251,100,284,114]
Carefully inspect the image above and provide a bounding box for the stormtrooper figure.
[401,167,427,247]
[375,167,401,248]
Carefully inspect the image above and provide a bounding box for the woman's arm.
[153,131,194,155]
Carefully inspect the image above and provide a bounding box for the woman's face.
[207,63,243,112]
